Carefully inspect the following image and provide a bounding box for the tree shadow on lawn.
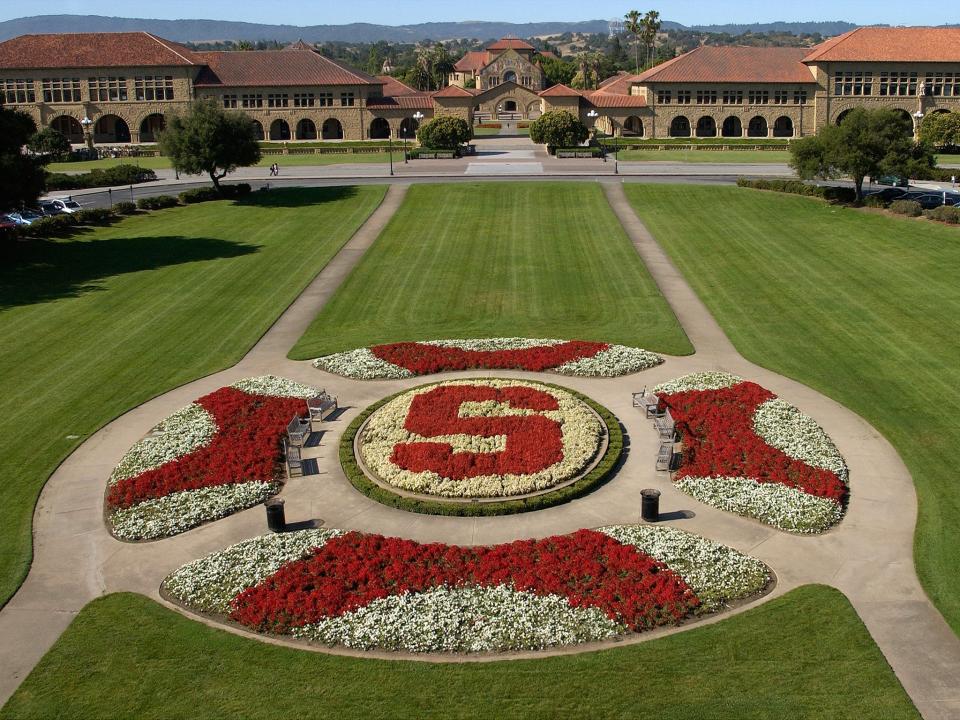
[235,185,360,209]
[0,234,259,309]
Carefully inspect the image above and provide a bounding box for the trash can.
[265,498,286,533]
[641,489,661,522]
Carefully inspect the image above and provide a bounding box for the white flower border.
[313,338,663,379]
[676,476,844,534]
[163,524,770,653]
[358,379,604,498]
[230,375,321,399]
[753,398,849,485]
[653,371,743,395]
[110,481,278,541]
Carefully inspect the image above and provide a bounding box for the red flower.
[371,340,608,375]
[108,388,306,509]
[229,529,699,633]
[659,382,847,504]
[391,385,564,479]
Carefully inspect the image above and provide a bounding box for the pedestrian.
[273,163,280,176]
[952,174,956,190]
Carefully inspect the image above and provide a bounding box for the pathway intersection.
[1,179,958,717]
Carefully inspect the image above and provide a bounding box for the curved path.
[1,180,959,718]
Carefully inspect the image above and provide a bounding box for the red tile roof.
[585,91,647,108]
[596,71,635,95]
[368,75,433,108]
[376,75,422,97]
[454,50,491,72]
[487,37,535,52]
[0,31,199,69]
[539,83,582,97]
[193,48,378,87]
[803,27,960,63]
[635,46,815,84]
[432,84,476,98]
[539,50,559,60]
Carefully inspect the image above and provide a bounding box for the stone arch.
[50,115,83,143]
[773,116,794,138]
[296,118,318,140]
[624,115,644,136]
[747,116,768,137]
[138,113,165,143]
[891,109,914,135]
[502,99,518,113]
[270,119,291,141]
[504,70,517,83]
[835,109,854,126]
[670,115,691,137]
[526,101,542,119]
[321,118,343,140]
[369,117,391,139]
[399,117,420,137]
[251,120,264,141]
[94,114,131,143]
[722,116,743,137]
[695,115,717,137]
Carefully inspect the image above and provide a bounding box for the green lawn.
[291,182,693,359]
[626,184,960,634]
[46,153,401,173]
[0,186,386,607]
[0,587,918,720]
[617,150,791,164]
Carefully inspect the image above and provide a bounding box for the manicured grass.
[0,186,386,607]
[617,150,791,164]
[0,587,918,719]
[626,184,960,633]
[473,127,502,136]
[291,182,692,359]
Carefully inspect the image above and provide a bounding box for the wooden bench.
[654,409,676,442]
[633,392,662,419]
[308,393,338,430]
[286,414,311,447]
[656,441,674,472]
[283,437,303,478]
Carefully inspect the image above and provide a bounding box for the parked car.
[866,187,911,202]
[875,175,910,187]
[906,193,959,210]
[42,197,83,214]
[3,209,43,226]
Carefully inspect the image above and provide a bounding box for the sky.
[1,0,954,26]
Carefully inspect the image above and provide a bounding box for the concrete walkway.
[1,179,958,718]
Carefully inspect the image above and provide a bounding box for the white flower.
[231,375,320,399]
[109,403,216,485]
[163,529,343,613]
[599,525,770,610]
[753,398,849,485]
[358,379,604,498]
[110,482,278,541]
[653,372,743,394]
[314,348,412,379]
[676,476,844,534]
[554,345,663,377]
[293,584,625,653]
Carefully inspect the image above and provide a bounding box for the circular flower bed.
[314,338,663,379]
[654,373,849,533]
[162,526,770,654]
[107,376,319,541]
[357,379,605,500]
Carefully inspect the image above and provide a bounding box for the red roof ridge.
[539,83,582,97]
[802,28,859,62]
[433,84,476,97]
[142,31,197,65]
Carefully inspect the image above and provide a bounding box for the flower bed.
[314,338,662,379]
[107,376,319,541]
[654,373,849,533]
[358,379,604,499]
[163,526,769,653]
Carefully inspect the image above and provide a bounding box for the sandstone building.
[0,27,958,144]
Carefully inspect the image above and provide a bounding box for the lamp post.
[388,128,394,177]
[410,111,424,163]
[913,110,925,140]
[587,109,604,163]
[80,116,94,156]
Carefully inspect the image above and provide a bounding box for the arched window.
[772,116,794,138]
[747,116,768,137]
[504,70,517,83]
[369,117,391,139]
[94,115,131,143]
[722,116,742,137]
[296,119,318,140]
[270,119,291,141]
[696,116,717,137]
[139,113,165,143]
[670,116,691,137]
[50,115,83,143]
[321,118,343,140]
[624,116,644,136]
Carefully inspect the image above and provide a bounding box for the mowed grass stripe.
[625,184,960,633]
[0,186,386,606]
[290,182,692,359]
[0,587,919,719]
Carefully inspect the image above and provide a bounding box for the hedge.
[736,178,857,203]
[136,195,179,210]
[178,184,252,204]
[23,214,76,238]
[338,384,625,517]
[925,205,960,224]
[112,201,138,216]
[45,164,157,191]
[73,208,115,225]
[889,200,923,217]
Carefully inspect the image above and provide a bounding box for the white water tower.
[608,19,624,37]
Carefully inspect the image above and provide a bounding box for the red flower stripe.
[391,385,564,479]
[107,388,306,509]
[371,340,609,375]
[660,382,847,503]
[230,529,699,633]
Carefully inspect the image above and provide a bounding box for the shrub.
[179,183,252,204]
[45,164,157,191]
[24,214,76,237]
[925,205,960,224]
[112,201,137,215]
[416,116,472,149]
[73,208,115,225]
[136,195,179,210]
[863,194,888,208]
[736,178,857,203]
[529,110,589,152]
[890,200,923,217]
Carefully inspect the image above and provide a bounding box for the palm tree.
[642,10,662,68]
[415,44,434,91]
[589,52,603,90]
[624,10,642,75]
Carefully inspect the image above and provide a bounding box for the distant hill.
[0,15,871,44]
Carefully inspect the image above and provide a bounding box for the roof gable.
[804,26,960,63]
[539,83,582,97]
[487,37,535,52]
[0,31,199,69]
[454,50,491,72]
[432,84,476,98]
